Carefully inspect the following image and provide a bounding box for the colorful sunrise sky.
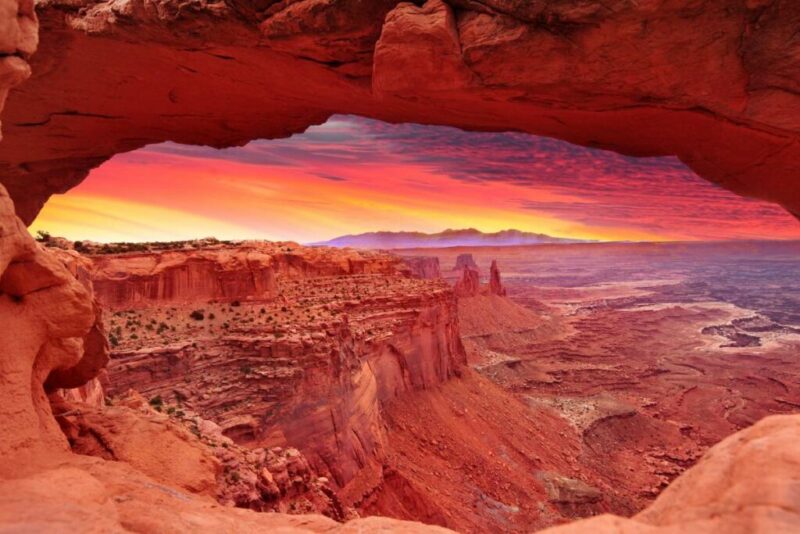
[30,115,800,244]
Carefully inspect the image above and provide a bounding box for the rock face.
[3,0,800,222]
[82,244,466,510]
[453,253,479,273]
[4,191,800,533]
[402,256,441,280]
[0,181,461,533]
[488,260,506,297]
[0,182,104,475]
[540,414,800,534]
[86,241,405,309]
[453,267,480,298]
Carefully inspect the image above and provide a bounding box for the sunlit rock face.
[86,242,404,309]
[0,183,104,475]
[81,243,466,505]
[0,182,460,534]
[1,0,800,222]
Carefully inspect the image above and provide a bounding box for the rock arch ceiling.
[1,0,799,225]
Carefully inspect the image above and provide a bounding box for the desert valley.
[28,234,800,533]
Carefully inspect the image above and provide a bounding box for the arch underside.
[0,0,799,224]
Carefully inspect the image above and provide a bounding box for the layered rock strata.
[85,241,406,309]
[402,256,441,280]
[83,245,466,509]
[0,182,460,532]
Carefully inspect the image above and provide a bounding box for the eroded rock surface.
[489,260,506,297]
[2,0,800,222]
[0,180,458,534]
[76,242,466,513]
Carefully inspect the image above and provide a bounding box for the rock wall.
[0,183,105,475]
[2,0,800,221]
[489,260,506,296]
[453,266,480,297]
[402,256,441,280]
[87,243,408,309]
[453,253,479,273]
[0,181,459,533]
[91,246,466,507]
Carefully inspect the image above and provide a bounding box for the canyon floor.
[45,238,800,533]
[400,240,800,518]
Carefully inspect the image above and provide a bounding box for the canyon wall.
[1,0,800,222]
[86,242,407,309]
[0,185,460,532]
[85,245,466,508]
[3,182,800,532]
[402,256,441,280]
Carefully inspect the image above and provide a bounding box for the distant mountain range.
[311,228,590,249]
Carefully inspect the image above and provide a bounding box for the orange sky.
[30,115,800,244]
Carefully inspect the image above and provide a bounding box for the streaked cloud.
[30,115,800,243]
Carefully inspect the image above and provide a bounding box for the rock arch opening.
[15,113,800,532]
[27,115,800,244]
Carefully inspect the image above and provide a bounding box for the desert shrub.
[189,310,205,321]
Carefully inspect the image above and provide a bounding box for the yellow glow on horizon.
[29,194,257,243]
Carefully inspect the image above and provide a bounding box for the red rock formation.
[0,182,104,474]
[452,253,479,273]
[402,256,441,280]
[453,266,480,298]
[85,241,405,309]
[86,245,466,511]
[0,183,461,533]
[540,414,800,534]
[3,0,800,222]
[489,260,506,297]
[4,180,800,532]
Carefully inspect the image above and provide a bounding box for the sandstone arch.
[0,0,799,224]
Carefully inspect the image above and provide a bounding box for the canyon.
[405,242,800,518]
[2,183,800,531]
[17,233,800,533]
[2,0,800,532]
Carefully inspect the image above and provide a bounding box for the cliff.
[85,242,408,309]
[87,245,466,509]
[453,253,479,272]
[489,260,506,297]
[0,181,460,532]
[2,183,800,531]
[453,266,481,298]
[402,256,441,280]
